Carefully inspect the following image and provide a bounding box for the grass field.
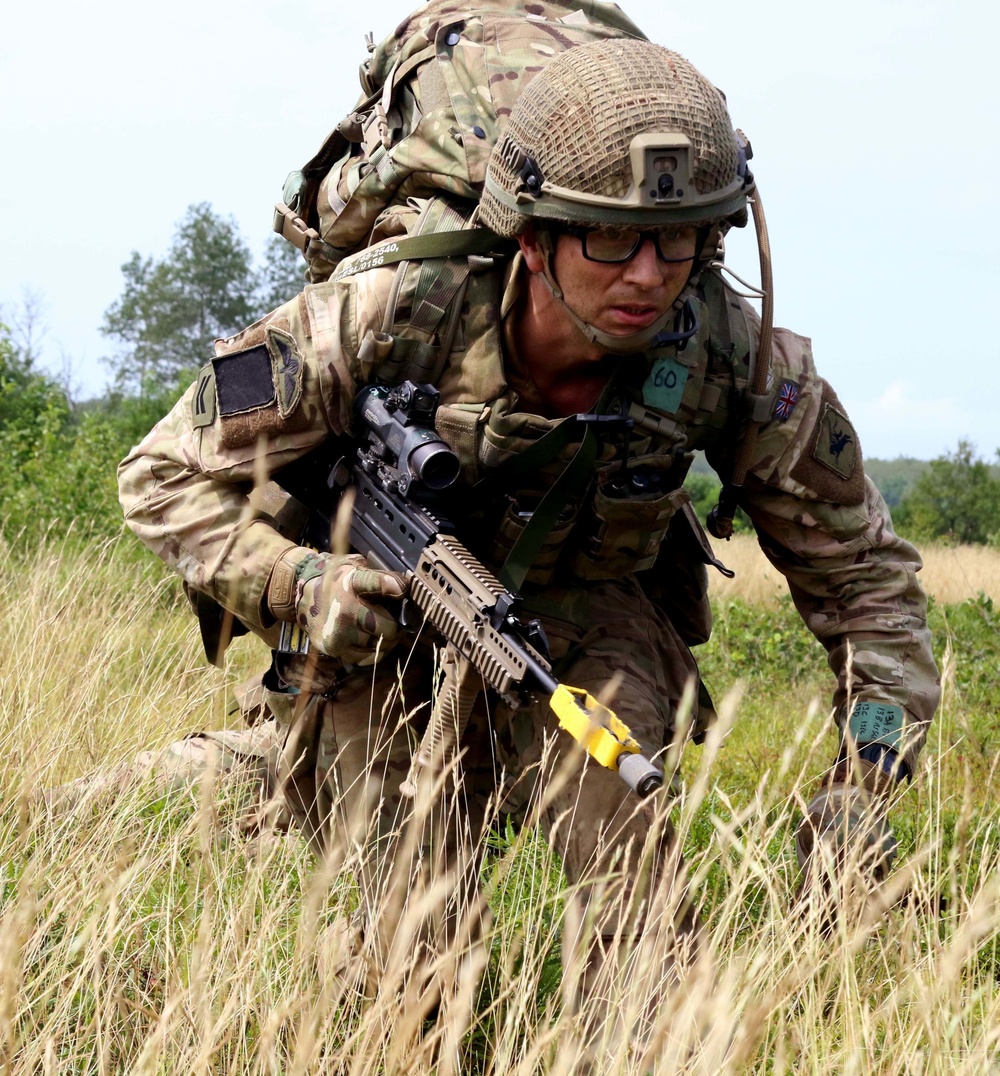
[707,532,1000,608]
[1,532,997,1073]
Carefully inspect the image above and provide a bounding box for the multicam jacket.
[118,200,939,770]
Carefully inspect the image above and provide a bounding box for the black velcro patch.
[212,345,276,416]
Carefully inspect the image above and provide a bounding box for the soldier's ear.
[517,224,547,273]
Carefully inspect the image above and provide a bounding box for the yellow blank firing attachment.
[549,685,664,797]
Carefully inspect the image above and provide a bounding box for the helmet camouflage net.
[480,38,749,236]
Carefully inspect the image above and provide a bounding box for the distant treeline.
[689,454,971,508]
[687,443,1000,547]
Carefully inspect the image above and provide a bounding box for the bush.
[683,471,752,534]
[698,594,828,689]
[0,322,186,547]
[895,440,1000,545]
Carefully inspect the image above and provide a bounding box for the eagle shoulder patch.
[788,380,865,505]
[814,402,858,479]
[266,327,304,418]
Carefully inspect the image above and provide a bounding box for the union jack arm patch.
[773,379,800,422]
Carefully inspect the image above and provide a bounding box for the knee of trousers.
[540,760,681,919]
[136,725,280,792]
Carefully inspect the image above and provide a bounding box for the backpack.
[272,1,647,283]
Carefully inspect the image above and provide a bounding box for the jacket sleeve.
[717,324,940,773]
[117,281,371,633]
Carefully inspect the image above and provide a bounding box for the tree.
[256,234,308,315]
[863,456,928,508]
[102,203,258,396]
[0,318,68,441]
[895,440,1000,545]
[0,318,169,543]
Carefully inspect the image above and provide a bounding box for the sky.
[2,0,997,460]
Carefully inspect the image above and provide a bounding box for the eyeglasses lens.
[583,228,696,264]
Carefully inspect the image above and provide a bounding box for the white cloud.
[848,381,997,460]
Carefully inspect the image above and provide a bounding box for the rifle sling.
[495,429,598,592]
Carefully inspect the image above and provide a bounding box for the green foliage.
[863,457,929,508]
[930,592,999,712]
[0,322,162,545]
[102,203,259,396]
[894,440,1000,545]
[1,208,315,546]
[0,322,74,538]
[683,469,753,533]
[697,594,828,689]
[0,320,66,434]
[0,410,126,542]
[0,312,70,479]
[684,472,720,524]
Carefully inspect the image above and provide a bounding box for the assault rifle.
[276,380,664,798]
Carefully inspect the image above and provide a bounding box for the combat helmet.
[480,38,754,240]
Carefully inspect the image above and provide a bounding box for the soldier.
[113,35,937,1043]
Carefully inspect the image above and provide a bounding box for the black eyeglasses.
[559,224,702,264]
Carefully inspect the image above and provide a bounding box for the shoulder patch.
[192,364,217,428]
[814,402,858,479]
[772,379,800,422]
[209,328,308,450]
[789,380,866,505]
[213,344,275,416]
[266,327,304,418]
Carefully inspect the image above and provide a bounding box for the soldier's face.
[520,224,698,339]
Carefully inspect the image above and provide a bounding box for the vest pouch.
[490,493,579,586]
[569,454,688,581]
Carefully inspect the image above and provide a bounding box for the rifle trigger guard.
[399,596,423,631]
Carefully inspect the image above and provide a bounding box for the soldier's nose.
[621,239,667,286]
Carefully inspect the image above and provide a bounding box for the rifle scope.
[355,382,461,491]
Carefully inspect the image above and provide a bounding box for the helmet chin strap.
[534,232,699,353]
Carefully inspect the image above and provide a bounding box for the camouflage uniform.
[117,192,938,955]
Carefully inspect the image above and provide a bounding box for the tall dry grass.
[0,534,997,1073]
[707,532,1000,607]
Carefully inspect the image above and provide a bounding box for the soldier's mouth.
[608,304,661,328]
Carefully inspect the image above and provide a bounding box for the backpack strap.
[348,200,511,386]
[330,226,507,284]
[495,425,600,592]
[404,202,478,336]
[275,193,506,269]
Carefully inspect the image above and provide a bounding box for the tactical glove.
[267,547,409,664]
[795,758,898,884]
